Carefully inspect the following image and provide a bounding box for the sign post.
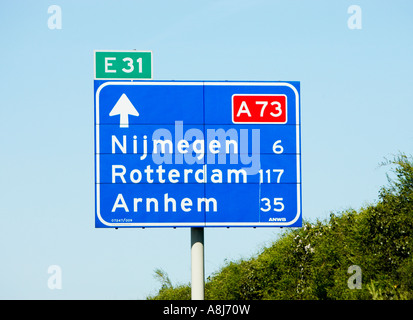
[191,227,205,300]
[94,69,301,299]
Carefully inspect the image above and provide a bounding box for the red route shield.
[232,94,287,124]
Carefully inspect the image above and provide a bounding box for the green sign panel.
[94,50,152,80]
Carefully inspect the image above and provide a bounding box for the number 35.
[260,198,284,212]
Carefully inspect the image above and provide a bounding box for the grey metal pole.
[191,227,205,300]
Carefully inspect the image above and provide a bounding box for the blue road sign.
[94,81,301,227]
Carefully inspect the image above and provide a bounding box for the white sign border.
[95,81,301,227]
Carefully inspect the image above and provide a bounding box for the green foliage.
[153,268,172,290]
[147,268,191,300]
[147,154,413,300]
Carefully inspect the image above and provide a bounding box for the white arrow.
[109,93,139,128]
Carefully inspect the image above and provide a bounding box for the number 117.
[259,169,284,183]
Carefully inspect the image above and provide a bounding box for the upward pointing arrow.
[109,93,139,128]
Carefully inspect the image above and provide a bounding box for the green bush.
[148,154,413,300]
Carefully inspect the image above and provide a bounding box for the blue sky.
[0,0,412,299]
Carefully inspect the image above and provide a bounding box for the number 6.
[272,140,283,154]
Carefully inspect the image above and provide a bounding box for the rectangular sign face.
[94,50,152,80]
[94,81,301,228]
